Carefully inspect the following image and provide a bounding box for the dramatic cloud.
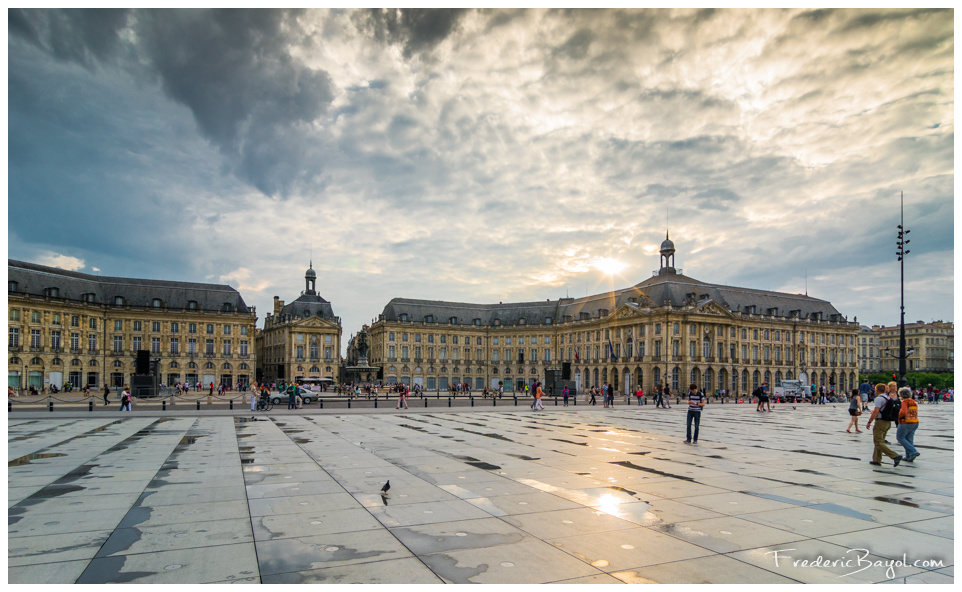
[8,8,955,346]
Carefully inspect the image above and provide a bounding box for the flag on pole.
[608,338,617,360]
[574,347,580,361]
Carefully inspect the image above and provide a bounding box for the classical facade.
[8,259,256,391]
[858,325,881,373]
[874,320,953,374]
[364,236,860,395]
[255,264,341,385]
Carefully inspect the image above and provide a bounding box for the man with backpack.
[864,382,902,467]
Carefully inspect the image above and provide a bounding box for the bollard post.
[448,397,452,407]
[162,400,166,411]
[89,400,94,412]
[424,397,428,407]
[196,400,201,410]
[470,397,474,407]
[554,397,558,406]
[374,398,378,409]
[229,399,233,410]
[8,400,12,413]
[319,398,323,409]
[348,398,351,409]
[513,396,518,406]
[49,401,54,412]
[493,397,496,407]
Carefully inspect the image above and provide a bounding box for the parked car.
[269,387,315,405]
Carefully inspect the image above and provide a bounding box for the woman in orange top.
[533,381,545,412]
[896,386,919,461]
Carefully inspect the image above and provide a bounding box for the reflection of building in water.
[7,259,255,391]
[255,262,341,385]
[362,236,859,395]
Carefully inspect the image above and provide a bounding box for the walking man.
[103,384,111,406]
[287,382,297,410]
[865,382,902,467]
[684,383,706,443]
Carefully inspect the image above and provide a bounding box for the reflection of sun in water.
[592,257,627,275]
[596,493,623,516]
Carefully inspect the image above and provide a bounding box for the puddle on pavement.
[550,438,588,446]
[791,449,860,461]
[177,435,206,446]
[610,461,695,482]
[872,481,915,490]
[454,428,516,443]
[508,454,540,461]
[873,496,919,508]
[8,452,68,466]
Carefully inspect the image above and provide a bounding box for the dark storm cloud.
[353,8,471,58]
[8,8,335,197]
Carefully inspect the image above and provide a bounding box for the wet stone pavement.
[7,403,955,584]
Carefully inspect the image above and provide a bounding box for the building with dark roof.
[8,259,256,392]
[365,237,860,395]
[255,263,342,385]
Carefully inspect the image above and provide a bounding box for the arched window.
[71,359,81,366]
[671,367,680,391]
[690,367,699,385]
[741,370,749,391]
[653,367,661,388]
[775,371,782,386]
[205,362,214,369]
[113,360,123,367]
[764,370,771,386]
[169,361,179,368]
[222,363,231,370]
[309,366,320,373]
[187,362,196,369]
[753,370,761,391]
[703,368,712,392]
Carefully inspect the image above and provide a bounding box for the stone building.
[8,259,256,391]
[364,236,860,395]
[858,325,881,373]
[255,263,341,385]
[874,320,953,374]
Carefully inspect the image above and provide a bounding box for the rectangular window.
[453,335,459,344]
[415,334,421,343]
[415,346,422,359]
[113,335,123,352]
[296,334,304,344]
[452,348,459,361]
[171,322,179,333]
[132,336,142,351]
[388,345,396,358]
[741,344,748,359]
[240,340,248,356]
[189,323,197,334]
[29,329,40,348]
[51,330,61,350]
[207,324,215,334]
[505,337,511,345]
[188,338,197,354]
[296,345,304,359]
[310,343,318,359]
[427,346,434,359]
[519,337,525,345]
[88,334,97,351]
[133,321,142,332]
[10,309,20,321]
[223,340,232,355]
[543,349,550,362]
[492,337,498,345]
[653,341,661,358]
[151,321,160,332]
[71,315,79,327]
[544,336,550,345]
[477,348,483,361]
[31,311,41,323]
[171,337,179,354]
[71,332,79,350]
[324,334,332,344]
[114,320,123,331]
[531,348,538,363]
[152,337,161,354]
[689,341,696,357]
[440,347,447,360]
[440,335,447,344]
[402,346,409,359]
[325,347,332,360]
[205,339,214,355]
[9,328,20,348]
[224,325,231,335]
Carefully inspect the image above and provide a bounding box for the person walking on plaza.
[249,381,258,411]
[865,382,902,467]
[286,383,297,410]
[663,385,672,408]
[846,388,863,433]
[589,386,597,406]
[119,386,131,411]
[684,383,706,443]
[532,381,545,412]
[103,384,111,406]
[896,386,920,462]
[395,383,408,409]
[562,385,569,406]
[635,386,644,406]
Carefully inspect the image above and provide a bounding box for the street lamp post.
[896,192,910,386]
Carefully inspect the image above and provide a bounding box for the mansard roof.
[279,292,336,320]
[8,259,251,313]
[379,270,846,326]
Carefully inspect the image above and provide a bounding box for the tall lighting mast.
[896,192,910,386]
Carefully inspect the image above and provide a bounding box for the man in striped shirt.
[684,383,707,443]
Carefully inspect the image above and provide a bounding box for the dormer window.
[152,298,163,308]
[544,317,552,325]
[518,318,526,325]
[114,296,125,306]
[599,309,609,317]
[425,315,434,323]
[473,318,481,326]
[188,300,198,310]
[493,318,501,326]
[83,293,97,303]
[222,302,234,312]
[45,287,60,298]
[449,316,457,324]
[8,281,18,292]
[399,314,409,322]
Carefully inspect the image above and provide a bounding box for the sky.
[6,8,956,353]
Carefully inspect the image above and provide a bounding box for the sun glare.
[593,257,627,275]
